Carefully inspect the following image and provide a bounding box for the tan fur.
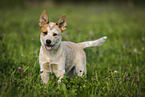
[39,10,107,84]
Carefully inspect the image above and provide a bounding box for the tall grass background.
[0,2,145,96]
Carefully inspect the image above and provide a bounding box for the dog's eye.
[53,33,57,36]
[43,32,47,35]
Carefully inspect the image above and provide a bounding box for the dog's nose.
[46,39,51,44]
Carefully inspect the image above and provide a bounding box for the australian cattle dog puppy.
[39,10,107,84]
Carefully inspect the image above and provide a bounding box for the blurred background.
[0,0,145,8]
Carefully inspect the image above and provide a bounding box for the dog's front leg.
[52,63,65,82]
[40,71,49,84]
[55,70,65,82]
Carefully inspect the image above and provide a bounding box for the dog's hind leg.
[75,50,87,77]
[76,64,86,77]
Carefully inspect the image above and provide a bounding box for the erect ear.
[39,10,49,27]
[56,15,67,32]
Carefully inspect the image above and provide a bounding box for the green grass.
[0,4,145,96]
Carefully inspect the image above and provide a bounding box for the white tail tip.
[103,36,107,39]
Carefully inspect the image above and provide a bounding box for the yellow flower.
[130,64,132,67]
[57,91,59,94]
[75,93,77,95]
[104,94,107,96]
[117,90,118,92]
[120,87,122,89]
[32,68,33,70]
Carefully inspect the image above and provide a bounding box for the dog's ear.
[39,10,49,27]
[57,15,67,32]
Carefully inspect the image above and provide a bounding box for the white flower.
[114,70,117,73]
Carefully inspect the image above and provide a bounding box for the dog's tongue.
[46,46,52,50]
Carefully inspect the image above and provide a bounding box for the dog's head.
[39,10,67,50]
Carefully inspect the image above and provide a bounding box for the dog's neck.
[41,43,63,62]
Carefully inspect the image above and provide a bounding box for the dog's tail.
[77,36,107,49]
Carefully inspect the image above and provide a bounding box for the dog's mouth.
[45,44,55,50]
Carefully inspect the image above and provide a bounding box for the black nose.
[46,39,51,44]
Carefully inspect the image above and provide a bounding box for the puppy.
[39,10,107,84]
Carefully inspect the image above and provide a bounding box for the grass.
[0,3,145,96]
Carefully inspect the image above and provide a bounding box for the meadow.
[0,3,145,96]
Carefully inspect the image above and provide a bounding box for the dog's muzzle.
[45,39,55,50]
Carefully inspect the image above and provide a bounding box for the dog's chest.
[39,46,66,72]
[39,53,60,73]
[42,62,58,73]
